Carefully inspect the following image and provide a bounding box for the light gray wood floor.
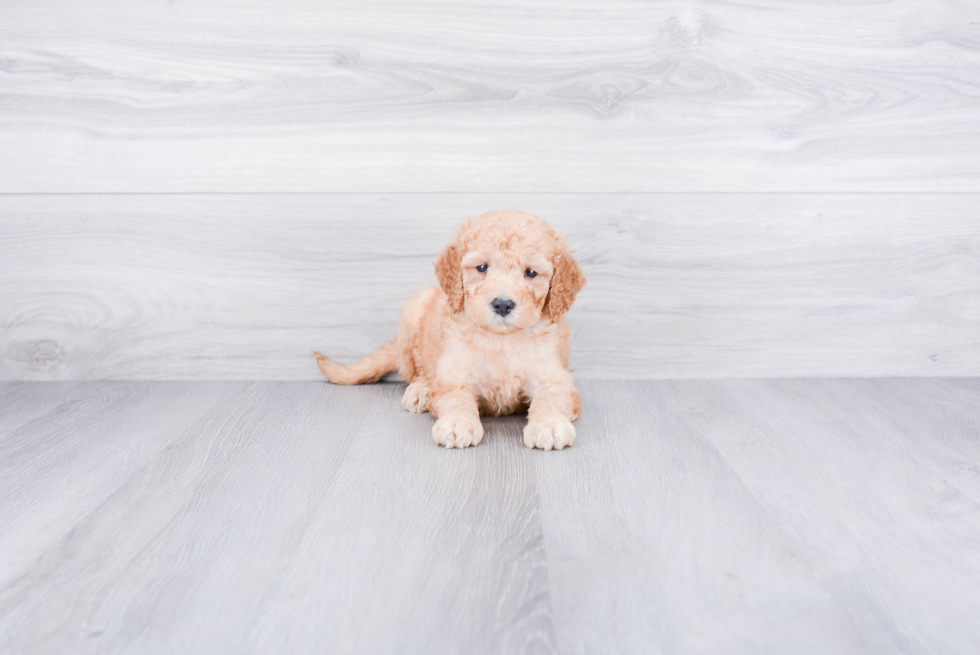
[1,379,978,654]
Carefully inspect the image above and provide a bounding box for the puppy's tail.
[313,340,398,385]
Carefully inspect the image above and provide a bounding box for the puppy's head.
[434,210,585,333]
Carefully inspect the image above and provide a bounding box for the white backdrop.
[1,0,978,379]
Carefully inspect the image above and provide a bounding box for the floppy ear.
[543,241,585,322]
[434,242,465,313]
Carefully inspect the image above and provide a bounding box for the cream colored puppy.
[314,210,586,450]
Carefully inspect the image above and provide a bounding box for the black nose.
[491,297,516,317]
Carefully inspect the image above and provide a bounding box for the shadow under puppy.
[314,210,586,450]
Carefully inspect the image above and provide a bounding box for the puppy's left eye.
[525,268,537,278]
[476,264,488,273]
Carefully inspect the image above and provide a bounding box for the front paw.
[432,414,485,449]
[523,418,576,451]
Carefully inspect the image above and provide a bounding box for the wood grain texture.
[694,378,980,653]
[537,380,867,654]
[1,0,979,192]
[0,381,552,654]
[1,378,979,653]
[0,381,83,435]
[536,378,980,654]
[2,193,978,380]
[0,381,246,590]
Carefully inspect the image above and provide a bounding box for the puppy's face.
[435,211,585,334]
[459,242,553,333]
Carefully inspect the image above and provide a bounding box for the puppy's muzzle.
[491,297,516,317]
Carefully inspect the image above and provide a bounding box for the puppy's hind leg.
[401,380,433,413]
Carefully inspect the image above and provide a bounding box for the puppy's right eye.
[476,264,488,273]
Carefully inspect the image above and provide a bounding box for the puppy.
[314,210,586,450]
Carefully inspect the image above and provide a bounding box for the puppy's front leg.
[524,377,578,451]
[431,388,484,449]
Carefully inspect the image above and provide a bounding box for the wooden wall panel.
[2,1,978,379]
[2,194,977,380]
[1,0,979,192]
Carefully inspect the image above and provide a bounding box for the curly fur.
[314,210,586,450]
